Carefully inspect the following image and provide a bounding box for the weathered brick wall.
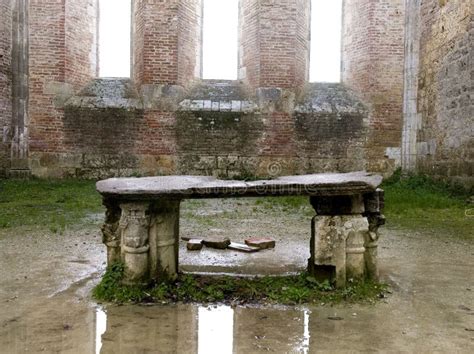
[415,0,473,186]
[238,0,260,89]
[24,0,369,179]
[17,0,471,181]
[28,0,67,156]
[239,0,310,90]
[178,0,202,85]
[0,0,12,175]
[133,0,201,88]
[133,0,179,86]
[28,0,98,176]
[65,0,98,88]
[342,0,405,175]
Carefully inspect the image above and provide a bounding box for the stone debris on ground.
[201,236,231,249]
[228,242,260,253]
[245,237,276,249]
[186,239,203,251]
[183,236,277,253]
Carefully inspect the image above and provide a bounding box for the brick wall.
[238,0,260,89]
[178,0,202,85]
[15,0,471,183]
[0,0,12,175]
[342,0,405,174]
[415,0,473,186]
[28,0,66,155]
[65,0,98,88]
[133,0,201,88]
[28,0,97,161]
[133,0,179,86]
[239,0,310,90]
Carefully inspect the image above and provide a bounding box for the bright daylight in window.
[310,0,342,82]
[202,0,239,80]
[99,0,131,77]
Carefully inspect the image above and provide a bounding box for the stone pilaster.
[119,202,151,284]
[149,199,180,282]
[10,0,29,175]
[345,217,370,281]
[363,189,385,280]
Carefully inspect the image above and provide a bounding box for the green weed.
[93,267,387,305]
[382,170,472,239]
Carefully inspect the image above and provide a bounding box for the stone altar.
[96,172,385,287]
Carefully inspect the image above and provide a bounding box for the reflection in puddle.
[198,306,234,354]
[95,308,107,354]
[301,309,311,354]
[94,304,316,353]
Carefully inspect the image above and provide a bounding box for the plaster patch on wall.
[385,147,401,167]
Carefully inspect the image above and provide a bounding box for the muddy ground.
[0,198,473,353]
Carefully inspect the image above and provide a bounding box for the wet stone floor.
[0,198,473,353]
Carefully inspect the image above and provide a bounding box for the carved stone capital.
[119,202,151,249]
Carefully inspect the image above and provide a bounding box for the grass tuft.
[93,263,388,305]
[381,170,472,239]
[0,178,103,231]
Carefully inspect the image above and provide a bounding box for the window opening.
[202,0,239,80]
[99,0,131,77]
[310,0,343,82]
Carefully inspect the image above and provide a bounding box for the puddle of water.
[92,304,313,353]
[197,305,233,354]
[95,308,107,354]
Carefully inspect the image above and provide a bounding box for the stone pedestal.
[101,198,181,285]
[119,202,151,284]
[149,200,180,282]
[308,191,384,287]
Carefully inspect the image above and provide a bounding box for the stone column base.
[309,215,369,288]
[101,198,181,285]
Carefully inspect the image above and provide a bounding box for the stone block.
[364,189,385,214]
[228,242,260,253]
[310,194,365,215]
[245,237,276,249]
[187,239,203,251]
[309,215,370,287]
[202,236,231,249]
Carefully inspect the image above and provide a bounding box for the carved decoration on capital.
[119,202,151,253]
[101,199,121,246]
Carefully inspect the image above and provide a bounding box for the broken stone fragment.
[228,242,260,253]
[187,239,203,251]
[245,237,276,249]
[202,236,231,249]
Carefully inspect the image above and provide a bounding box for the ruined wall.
[132,0,202,88]
[25,0,369,179]
[133,0,180,86]
[415,0,473,186]
[0,0,12,176]
[65,0,98,88]
[237,0,312,175]
[7,0,454,178]
[342,0,406,175]
[239,0,310,90]
[28,0,99,177]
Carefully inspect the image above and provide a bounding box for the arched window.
[202,0,239,80]
[310,0,343,82]
[99,0,131,77]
